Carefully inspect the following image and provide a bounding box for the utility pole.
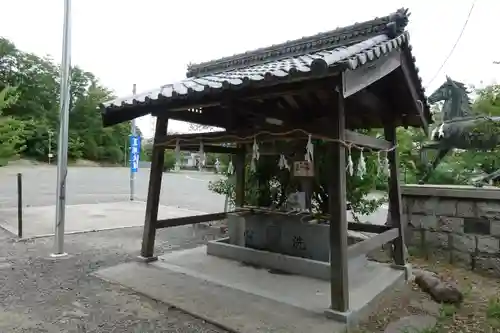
[52,0,72,257]
[130,84,137,201]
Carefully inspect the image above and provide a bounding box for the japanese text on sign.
[130,135,141,173]
[293,161,314,177]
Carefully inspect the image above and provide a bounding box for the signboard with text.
[293,161,314,177]
[130,135,141,173]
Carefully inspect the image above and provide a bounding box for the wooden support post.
[384,124,407,265]
[139,115,169,261]
[328,86,349,312]
[234,145,246,207]
[227,145,246,247]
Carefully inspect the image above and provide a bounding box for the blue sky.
[1,0,498,137]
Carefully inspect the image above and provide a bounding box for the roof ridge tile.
[186,8,409,78]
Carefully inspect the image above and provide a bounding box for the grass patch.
[487,297,500,329]
[487,297,500,320]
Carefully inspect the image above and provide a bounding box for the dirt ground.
[0,219,497,332]
[353,253,500,333]
[0,225,228,333]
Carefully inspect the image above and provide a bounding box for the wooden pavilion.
[100,8,432,314]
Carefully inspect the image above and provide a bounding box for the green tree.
[0,85,25,166]
[0,37,131,165]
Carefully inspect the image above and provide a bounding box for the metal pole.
[17,173,23,239]
[48,131,52,165]
[130,84,137,201]
[52,0,72,257]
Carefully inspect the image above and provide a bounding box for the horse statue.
[420,76,500,186]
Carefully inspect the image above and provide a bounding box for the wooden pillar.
[139,115,169,260]
[384,124,406,265]
[234,145,246,207]
[328,86,349,312]
[227,146,246,246]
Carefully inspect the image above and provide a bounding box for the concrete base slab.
[391,263,413,281]
[0,201,206,238]
[94,246,404,332]
[207,238,371,282]
[135,255,158,263]
[49,252,69,259]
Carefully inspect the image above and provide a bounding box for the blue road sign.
[130,135,141,173]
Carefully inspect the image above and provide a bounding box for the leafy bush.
[163,150,176,171]
[208,146,387,220]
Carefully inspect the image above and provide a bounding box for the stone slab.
[94,246,404,332]
[162,246,402,313]
[95,246,404,332]
[94,261,346,333]
[0,201,206,238]
[207,238,369,281]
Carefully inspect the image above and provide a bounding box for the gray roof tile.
[101,8,428,118]
[103,33,410,109]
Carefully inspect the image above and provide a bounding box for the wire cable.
[425,0,476,88]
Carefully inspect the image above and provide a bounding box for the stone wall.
[402,184,500,277]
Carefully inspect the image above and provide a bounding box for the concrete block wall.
[228,212,363,263]
[402,184,500,277]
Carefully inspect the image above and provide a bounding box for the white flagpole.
[52,0,72,257]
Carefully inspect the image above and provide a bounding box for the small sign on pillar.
[292,161,314,211]
[293,161,314,178]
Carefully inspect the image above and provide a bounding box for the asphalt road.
[0,165,388,224]
[0,166,225,212]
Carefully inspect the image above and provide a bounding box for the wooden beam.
[400,50,429,135]
[347,222,391,234]
[347,228,399,259]
[384,124,407,265]
[328,85,349,312]
[151,106,232,129]
[342,51,401,98]
[345,130,392,151]
[163,75,339,111]
[234,146,246,207]
[140,115,168,260]
[155,127,393,152]
[161,144,242,154]
[154,130,302,146]
[156,212,231,229]
[354,89,388,112]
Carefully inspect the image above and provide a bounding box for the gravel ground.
[0,225,229,333]
[352,252,500,333]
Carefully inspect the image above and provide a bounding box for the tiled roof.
[102,8,427,113]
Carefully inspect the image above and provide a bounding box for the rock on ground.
[414,270,463,305]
